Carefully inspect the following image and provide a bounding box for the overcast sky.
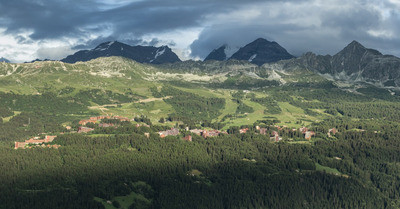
[0,0,399,63]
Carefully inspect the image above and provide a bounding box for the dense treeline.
[0,88,140,115]
[2,81,400,208]
[0,112,65,141]
[260,85,400,122]
[0,92,88,114]
[0,107,13,118]
[233,99,254,114]
[1,116,400,208]
[73,89,138,105]
[250,96,282,114]
[153,86,225,123]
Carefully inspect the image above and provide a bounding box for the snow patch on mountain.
[248,54,257,62]
[94,41,115,51]
[150,47,166,63]
[108,41,115,47]
[154,47,166,59]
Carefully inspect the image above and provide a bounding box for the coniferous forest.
[1,61,400,208]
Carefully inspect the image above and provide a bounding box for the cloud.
[190,0,400,58]
[0,0,400,62]
[0,0,255,41]
[36,46,75,61]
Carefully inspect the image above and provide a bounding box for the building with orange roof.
[14,142,26,149]
[78,127,94,133]
[183,135,192,142]
[240,128,249,134]
[44,135,57,142]
[159,128,179,138]
[15,135,58,149]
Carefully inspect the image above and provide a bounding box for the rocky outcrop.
[61,41,181,64]
[229,38,295,66]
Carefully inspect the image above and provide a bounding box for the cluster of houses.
[299,127,316,140]
[78,115,132,133]
[157,128,192,141]
[15,135,60,149]
[158,127,229,139]
[15,112,339,150]
[157,127,231,141]
[189,129,228,138]
[257,126,282,142]
[156,125,324,143]
[257,125,320,141]
[158,128,179,138]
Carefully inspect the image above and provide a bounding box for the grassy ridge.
[1,57,400,130]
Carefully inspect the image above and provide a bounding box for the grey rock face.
[61,41,181,64]
[298,41,400,87]
[229,38,295,66]
[204,45,228,61]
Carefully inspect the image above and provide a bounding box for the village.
[15,114,338,149]
[14,135,60,149]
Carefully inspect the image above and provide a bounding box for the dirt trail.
[88,96,172,113]
[134,96,171,103]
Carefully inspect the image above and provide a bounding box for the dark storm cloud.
[1,0,400,61]
[0,0,89,40]
[190,24,307,59]
[71,36,144,50]
[189,1,400,59]
[0,0,276,42]
[71,36,170,50]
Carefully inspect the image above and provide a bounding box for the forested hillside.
[1,58,400,208]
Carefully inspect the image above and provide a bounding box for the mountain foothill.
[57,38,400,88]
[2,37,397,89]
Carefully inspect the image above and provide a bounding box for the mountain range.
[61,41,181,64]
[274,40,400,88]
[3,37,400,89]
[202,38,400,88]
[60,38,296,66]
[205,38,295,66]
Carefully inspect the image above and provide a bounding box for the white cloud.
[1,0,400,62]
[388,0,400,8]
[36,45,75,61]
[367,29,394,39]
[0,28,86,62]
[191,0,400,58]
[142,27,203,60]
[0,28,38,63]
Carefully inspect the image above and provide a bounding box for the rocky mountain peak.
[229,38,295,66]
[337,40,382,57]
[252,38,276,45]
[204,45,228,61]
[61,41,180,64]
[346,40,365,49]
[293,40,400,87]
[331,41,383,75]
